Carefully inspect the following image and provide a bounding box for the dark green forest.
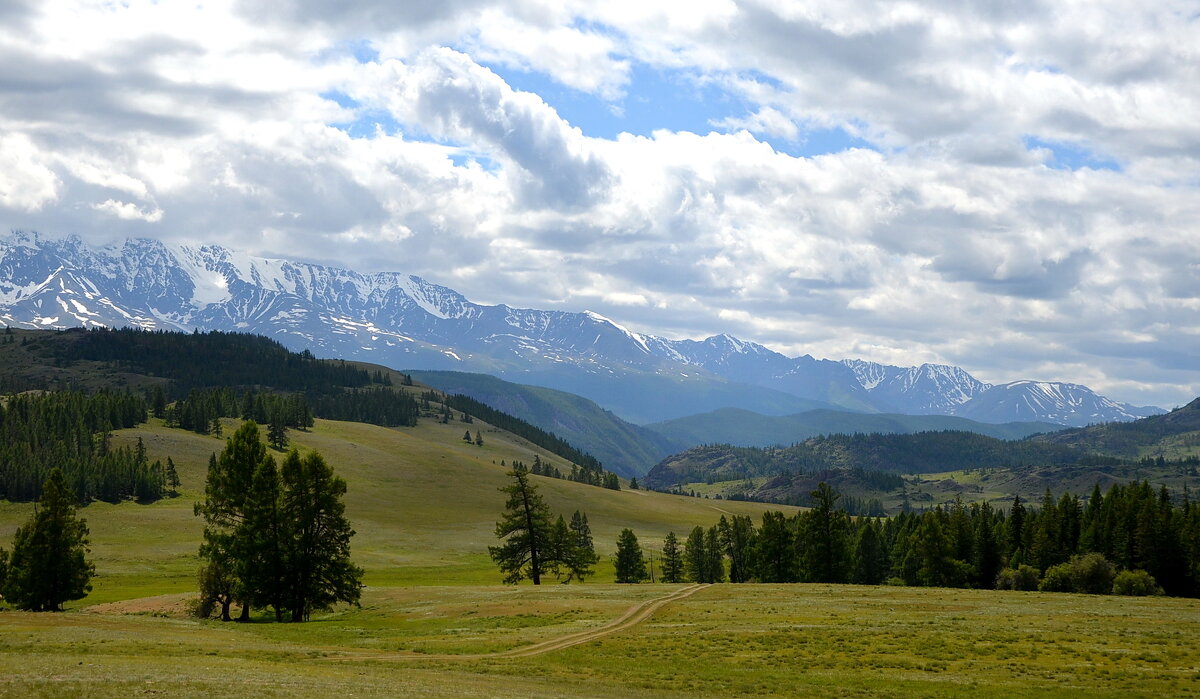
[636,481,1200,598]
[0,391,167,502]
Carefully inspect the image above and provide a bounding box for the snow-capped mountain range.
[0,232,1162,426]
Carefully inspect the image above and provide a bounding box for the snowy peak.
[955,380,1156,427]
[841,358,990,415]
[0,232,1164,427]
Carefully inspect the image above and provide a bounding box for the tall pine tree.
[1,468,94,611]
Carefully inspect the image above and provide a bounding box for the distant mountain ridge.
[0,231,1161,426]
[645,407,1063,448]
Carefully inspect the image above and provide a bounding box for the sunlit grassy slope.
[0,415,792,604]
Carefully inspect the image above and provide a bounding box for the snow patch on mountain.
[0,232,1165,426]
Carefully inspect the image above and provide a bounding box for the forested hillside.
[0,327,624,500]
[645,431,1081,489]
[1032,397,1200,457]
[645,407,1061,448]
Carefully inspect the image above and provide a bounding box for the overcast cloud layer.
[1,0,1197,408]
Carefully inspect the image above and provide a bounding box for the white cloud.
[0,0,1195,407]
[92,199,164,223]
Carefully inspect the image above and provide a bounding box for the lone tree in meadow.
[614,528,647,583]
[0,468,94,611]
[490,467,555,584]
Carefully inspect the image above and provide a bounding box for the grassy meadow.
[2,416,1200,696]
[2,583,1198,697]
[0,415,791,603]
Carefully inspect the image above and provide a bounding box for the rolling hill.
[408,370,681,478]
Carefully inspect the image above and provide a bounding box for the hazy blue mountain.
[954,380,1162,427]
[645,407,1064,447]
[409,370,682,477]
[0,232,1161,426]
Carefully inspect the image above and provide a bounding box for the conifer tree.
[1,468,94,611]
[704,525,726,583]
[561,511,598,582]
[754,510,797,583]
[684,526,707,583]
[165,457,181,496]
[800,482,850,583]
[278,450,364,621]
[243,457,286,621]
[267,417,287,450]
[195,421,272,621]
[614,529,647,583]
[489,468,554,584]
[853,520,887,585]
[661,531,684,583]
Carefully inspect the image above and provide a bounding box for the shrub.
[996,565,1041,591]
[1038,564,1074,592]
[1112,569,1163,596]
[1038,553,1115,594]
[1072,553,1116,594]
[885,577,907,586]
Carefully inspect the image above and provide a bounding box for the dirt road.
[332,583,710,662]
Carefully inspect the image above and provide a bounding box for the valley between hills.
[0,328,1198,697]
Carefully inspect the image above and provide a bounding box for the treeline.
[0,391,175,502]
[625,482,1200,597]
[53,328,375,397]
[512,455,620,490]
[309,387,418,427]
[444,393,617,489]
[167,385,418,435]
[166,388,313,434]
[645,433,1083,489]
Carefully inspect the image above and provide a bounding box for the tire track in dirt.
[331,583,710,663]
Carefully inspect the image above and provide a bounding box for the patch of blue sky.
[1024,136,1121,172]
[321,91,402,139]
[319,91,497,169]
[481,58,872,158]
[448,152,500,172]
[313,39,379,65]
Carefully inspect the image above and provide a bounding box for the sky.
[0,0,1197,409]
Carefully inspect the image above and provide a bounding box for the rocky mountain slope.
[0,232,1160,426]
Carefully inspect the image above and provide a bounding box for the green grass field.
[3,417,1200,697]
[1,583,1198,697]
[0,416,792,603]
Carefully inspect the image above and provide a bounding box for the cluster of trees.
[0,469,95,610]
[310,387,418,428]
[167,384,420,439]
[194,422,363,622]
[488,467,598,584]
[616,482,1200,597]
[167,387,314,436]
[0,391,175,503]
[515,454,620,490]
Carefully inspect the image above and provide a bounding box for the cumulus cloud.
[0,0,1196,408]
